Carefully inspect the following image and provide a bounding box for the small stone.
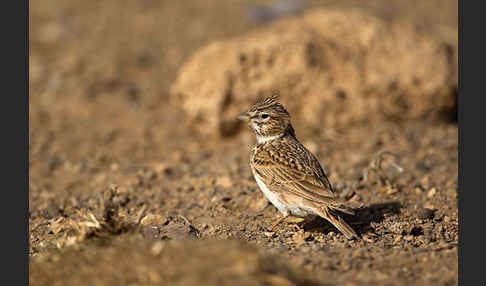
[423,203,435,210]
[264,231,276,238]
[362,235,374,243]
[148,271,161,283]
[446,189,457,198]
[249,196,269,212]
[444,216,451,223]
[140,214,167,226]
[427,188,437,198]
[152,163,172,176]
[262,275,296,286]
[150,241,165,256]
[417,208,435,220]
[434,214,443,222]
[216,176,233,188]
[404,235,414,241]
[293,230,310,244]
[420,176,431,189]
[160,222,201,240]
[304,232,314,241]
[374,271,389,280]
[42,205,60,219]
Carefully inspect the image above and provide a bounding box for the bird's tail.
[330,203,355,215]
[318,207,359,240]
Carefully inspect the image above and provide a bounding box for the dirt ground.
[29,1,458,285]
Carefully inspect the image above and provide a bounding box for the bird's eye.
[260,114,269,119]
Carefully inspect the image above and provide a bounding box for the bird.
[238,95,359,240]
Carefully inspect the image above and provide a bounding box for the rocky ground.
[29,1,458,285]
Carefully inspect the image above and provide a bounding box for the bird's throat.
[256,133,284,144]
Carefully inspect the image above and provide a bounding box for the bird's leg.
[268,214,290,231]
[268,214,306,231]
[286,217,305,224]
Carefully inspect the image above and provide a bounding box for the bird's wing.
[252,144,345,208]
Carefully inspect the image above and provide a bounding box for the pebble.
[249,196,269,212]
[216,176,233,188]
[446,189,457,198]
[423,203,435,210]
[404,235,414,241]
[374,271,389,280]
[427,188,437,198]
[292,230,308,244]
[152,163,173,176]
[160,223,201,240]
[264,231,276,238]
[362,235,374,243]
[443,216,451,223]
[417,208,435,220]
[420,176,431,189]
[140,214,167,226]
[150,241,165,256]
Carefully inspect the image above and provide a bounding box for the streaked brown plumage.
[238,95,359,239]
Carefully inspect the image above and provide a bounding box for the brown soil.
[30,1,458,285]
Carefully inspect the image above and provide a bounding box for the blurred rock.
[216,176,233,188]
[417,208,435,220]
[248,194,270,212]
[171,9,457,137]
[140,214,167,226]
[247,0,305,24]
[160,222,201,240]
[30,238,319,286]
[427,188,437,198]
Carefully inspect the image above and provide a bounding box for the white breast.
[252,170,317,218]
[253,173,289,215]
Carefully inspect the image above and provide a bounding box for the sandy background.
[30,1,458,285]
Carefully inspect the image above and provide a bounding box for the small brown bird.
[238,95,359,239]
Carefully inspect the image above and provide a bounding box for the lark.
[238,95,359,239]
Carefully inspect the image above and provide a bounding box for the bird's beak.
[237,112,250,122]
